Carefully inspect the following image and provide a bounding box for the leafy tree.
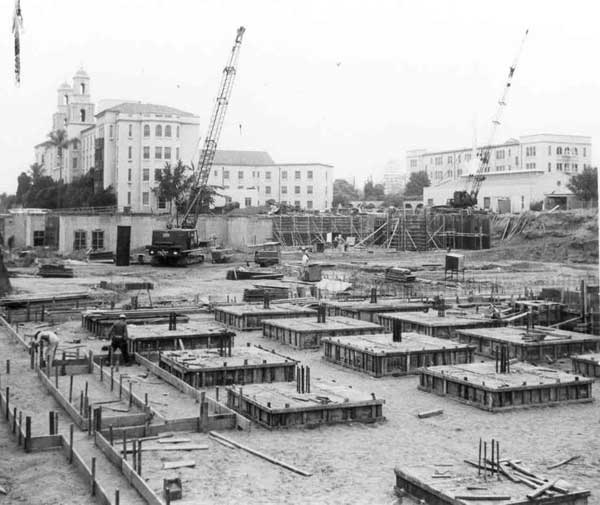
[404,171,430,198]
[567,167,598,205]
[383,192,404,207]
[29,162,45,183]
[153,161,194,224]
[0,193,16,211]
[363,179,385,200]
[332,179,359,207]
[15,172,32,205]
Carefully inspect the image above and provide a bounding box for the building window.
[143,168,150,181]
[295,170,301,179]
[80,109,86,122]
[573,147,578,155]
[143,146,150,159]
[496,150,505,159]
[155,125,162,137]
[127,192,131,205]
[128,168,132,182]
[556,146,562,155]
[128,146,132,160]
[294,200,300,207]
[176,147,180,160]
[306,200,313,209]
[72,157,78,169]
[266,171,271,180]
[281,170,287,180]
[244,197,252,207]
[435,156,442,165]
[447,155,453,163]
[483,197,491,209]
[164,147,171,159]
[73,230,87,250]
[496,165,504,172]
[33,231,45,247]
[238,170,244,180]
[80,83,86,94]
[165,125,172,137]
[142,192,149,205]
[583,147,587,157]
[158,196,166,209]
[564,147,570,155]
[154,168,161,180]
[307,185,313,194]
[548,145,551,155]
[109,125,113,139]
[521,196,525,210]
[410,159,418,168]
[64,94,69,105]
[548,162,551,172]
[307,170,313,179]
[515,156,519,166]
[176,126,180,137]
[265,186,271,194]
[155,147,162,159]
[465,153,471,161]
[294,186,301,194]
[144,125,150,137]
[557,163,562,171]
[525,146,536,156]
[573,163,578,172]
[128,124,133,137]
[91,230,104,250]
[223,170,230,179]
[281,186,288,194]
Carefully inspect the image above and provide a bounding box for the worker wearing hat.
[32,329,60,368]
[108,314,130,365]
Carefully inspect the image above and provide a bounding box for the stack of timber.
[82,308,194,337]
[243,285,290,303]
[418,361,593,412]
[394,459,590,504]
[87,250,115,263]
[571,353,600,377]
[37,263,74,278]
[226,268,284,280]
[99,280,154,291]
[0,291,92,323]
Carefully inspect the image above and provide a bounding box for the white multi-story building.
[207,150,334,210]
[81,102,200,212]
[383,159,406,195]
[34,68,96,182]
[407,134,592,212]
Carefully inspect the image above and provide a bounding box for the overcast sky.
[1,0,598,194]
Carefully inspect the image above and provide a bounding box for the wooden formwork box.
[572,354,600,378]
[213,304,316,331]
[323,301,430,323]
[127,327,235,354]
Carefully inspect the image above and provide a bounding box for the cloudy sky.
[0,0,598,193]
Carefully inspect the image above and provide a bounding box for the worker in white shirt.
[301,249,310,278]
[32,329,60,368]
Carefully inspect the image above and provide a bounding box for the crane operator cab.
[147,229,206,266]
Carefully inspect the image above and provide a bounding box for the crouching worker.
[108,314,131,365]
[32,329,60,368]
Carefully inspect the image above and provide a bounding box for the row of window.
[142,124,179,138]
[216,169,314,180]
[73,230,105,250]
[140,146,180,160]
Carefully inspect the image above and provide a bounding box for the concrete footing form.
[127,324,235,354]
[394,463,590,505]
[455,326,600,362]
[418,362,593,412]
[214,303,316,330]
[322,333,475,377]
[571,353,600,377]
[226,382,385,429]
[378,311,504,339]
[262,316,384,349]
[323,299,431,323]
[158,346,297,387]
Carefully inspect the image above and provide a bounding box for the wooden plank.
[453,496,511,501]
[527,479,559,500]
[163,460,196,470]
[158,438,191,444]
[122,444,208,453]
[417,409,443,419]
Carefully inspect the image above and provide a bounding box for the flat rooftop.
[262,316,382,332]
[215,303,315,316]
[423,362,591,390]
[457,326,600,345]
[229,382,381,412]
[322,333,474,354]
[381,311,496,327]
[159,346,293,370]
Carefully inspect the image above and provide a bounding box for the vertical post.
[483,442,487,480]
[5,387,9,421]
[18,411,22,445]
[306,366,310,393]
[69,424,74,463]
[87,405,92,435]
[12,407,16,433]
[54,412,59,434]
[79,391,84,416]
[496,440,500,480]
[109,425,114,446]
[111,366,114,391]
[132,440,137,471]
[137,440,142,476]
[122,430,127,461]
[91,457,96,495]
[69,375,74,403]
[129,381,133,408]
[6,359,10,375]
[25,416,31,452]
[49,411,55,435]
[100,359,103,381]
[491,438,495,474]
[215,387,220,402]
[119,376,123,399]
[55,366,59,388]
[30,346,34,369]
[115,489,120,505]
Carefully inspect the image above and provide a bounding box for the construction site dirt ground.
[1,237,599,505]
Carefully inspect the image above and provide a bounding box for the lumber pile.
[88,251,115,262]
[226,268,284,280]
[243,286,289,302]
[37,264,74,278]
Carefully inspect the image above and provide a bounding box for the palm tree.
[47,129,69,207]
[28,162,45,183]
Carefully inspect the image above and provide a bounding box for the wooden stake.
[115,489,120,505]
[137,440,142,476]
[91,457,96,495]
[122,430,127,461]
[25,416,31,452]
[69,424,74,463]
[69,375,73,403]
[109,425,114,446]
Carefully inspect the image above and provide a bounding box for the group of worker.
[31,314,131,367]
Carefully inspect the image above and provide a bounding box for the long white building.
[407,134,592,212]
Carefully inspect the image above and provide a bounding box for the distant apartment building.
[80,102,200,212]
[383,159,406,195]
[407,134,592,212]
[34,68,96,182]
[207,150,334,210]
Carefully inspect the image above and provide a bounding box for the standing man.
[32,329,60,368]
[108,314,130,365]
[301,248,310,279]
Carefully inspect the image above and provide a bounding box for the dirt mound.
[488,209,598,263]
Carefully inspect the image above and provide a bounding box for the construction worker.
[32,329,60,368]
[108,314,130,365]
[301,249,310,279]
